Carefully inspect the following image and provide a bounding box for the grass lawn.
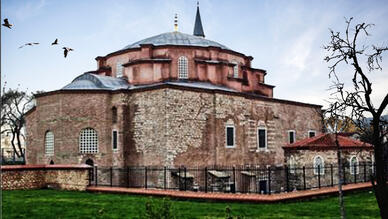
[2,189,379,218]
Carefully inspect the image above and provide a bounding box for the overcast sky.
[1,0,387,113]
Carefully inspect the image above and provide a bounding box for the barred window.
[350,156,359,175]
[79,128,98,154]
[313,156,324,175]
[45,131,54,155]
[116,62,123,77]
[178,56,188,79]
[232,60,238,78]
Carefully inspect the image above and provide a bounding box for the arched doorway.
[49,160,54,165]
[85,159,94,182]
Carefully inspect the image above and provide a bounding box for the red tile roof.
[283,133,373,150]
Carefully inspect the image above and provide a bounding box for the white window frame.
[178,56,188,79]
[79,128,99,154]
[225,124,236,148]
[112,129,119,151]
[371,154,375,174]
[288,130,296,144]
[116,62,123,78]
[313,155,325,175]
[232,60,238,78]
[257,127,267,150]
[350,156,359,175]
[44,131,54,156]
[289,155,296,174]
[308,130,316,138]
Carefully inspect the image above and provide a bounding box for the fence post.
[303,166,306,190]
[364,162,367,182]
[144,166,148,189]
[285,165,289,192]
[353,163,357,183]
[164,166,167,190]
[330,164,333,187]
[184,167,187,191]
[204,167,208,193]
[178,167,181,190]
[318,165,321,189]
[343,164,346,185]
[94,166,98,186]
[233,166,236,194]
[110,167,113,187]
[127,167,130,188]
[268,166,271,195]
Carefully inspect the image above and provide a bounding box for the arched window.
[45,131,54,155]
[232,61,238,78]
[112,107,118,123]
[289,156,296,174]
[49,160,54,165]
[79,128,98,154]
[313,156,324,175]
[350,156,359,175]
[178,56,188,79]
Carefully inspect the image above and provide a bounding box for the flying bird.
[62,47,74,58]
[18,42,40,49]
[2,18,12,29]
[51,38,58,45]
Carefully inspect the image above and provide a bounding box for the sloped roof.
[283,133,373,150]
[62,73,130,90]
[122,32,229,50]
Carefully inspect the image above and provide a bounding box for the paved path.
[86,182,372,203]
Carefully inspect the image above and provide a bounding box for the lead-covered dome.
[122,32,230,50]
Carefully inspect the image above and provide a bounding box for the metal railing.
[89,162,385,194]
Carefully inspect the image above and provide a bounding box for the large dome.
[122,32,230,50]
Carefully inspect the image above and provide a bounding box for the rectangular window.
[112,130,118,150]
[226,126,235,147]
[288,131,295,144]
[257,128,267,149]
[308,130,316,138]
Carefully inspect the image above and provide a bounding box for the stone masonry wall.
[26,86,323,168]
[1,165,91,191]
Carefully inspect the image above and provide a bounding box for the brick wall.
[1,164,91,191]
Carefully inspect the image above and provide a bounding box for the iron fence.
[89,162,386,194]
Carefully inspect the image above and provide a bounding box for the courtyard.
[2,189,379,218]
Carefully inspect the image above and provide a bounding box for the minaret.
[174,14,178,32]
[193,1,205,37]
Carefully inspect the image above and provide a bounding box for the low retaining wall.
[1,164,92,191]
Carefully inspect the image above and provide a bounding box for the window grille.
[313,156,325,175]
[232,61,238,78]
[116,62,123,77]
[79,128,98,154]
[178,56,188,79]
[45,131,54,155]
[350,156,359,175]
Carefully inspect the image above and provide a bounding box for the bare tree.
[1,88,34,158]
[324,17,388,218]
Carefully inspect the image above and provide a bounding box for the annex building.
[27,5,330,169]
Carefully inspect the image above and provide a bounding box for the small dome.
[122,32,230,50]
[62,73,129,90]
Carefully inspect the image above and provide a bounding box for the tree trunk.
[372,118,388,219]
[335,132,346,219]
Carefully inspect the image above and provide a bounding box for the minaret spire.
[174,13,178,32]
[193,1,205,37]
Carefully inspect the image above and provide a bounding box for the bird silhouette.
[62,47,74,58]
[2,18,12,29]
[18,42,40,49]
[51,38,58,45]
